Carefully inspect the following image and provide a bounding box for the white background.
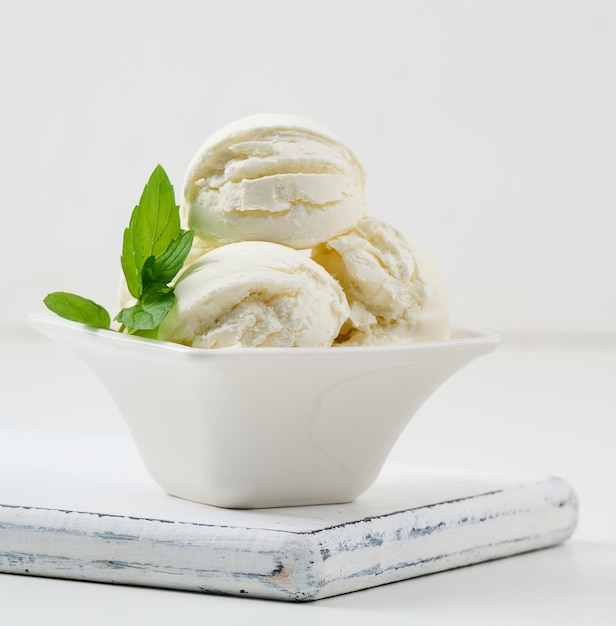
[1,0,615,334]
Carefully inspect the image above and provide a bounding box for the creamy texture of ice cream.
[157,241,350,348]
[117,115,452,349]
[182,114,365,249]
[311,216,450,345]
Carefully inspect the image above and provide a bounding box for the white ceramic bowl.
[29,312,500,509]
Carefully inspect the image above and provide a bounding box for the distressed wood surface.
[0,428,577,601]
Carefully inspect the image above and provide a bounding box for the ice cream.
[117,115,451,349]
[157,241,350,348]
[311,216,450,345]
[182,114,365,249]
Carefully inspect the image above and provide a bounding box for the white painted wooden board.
[0,428,577,601]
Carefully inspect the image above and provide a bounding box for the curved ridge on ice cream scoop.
[311,216,450,345]
[182,114,366,249]
[158,241,350,348]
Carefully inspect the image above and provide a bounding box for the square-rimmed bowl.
[29,312,500,509]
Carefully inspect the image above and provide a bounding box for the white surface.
[0,429,577,600]
[2,543,614,626]
[0,328,615,621]
[2,1,616,332]
[0,429,570,527]
[29,312,498,508]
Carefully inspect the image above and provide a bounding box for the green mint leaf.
[115,291,175,331]
[121,164,180,299]
[142,230,194,292]
[140,255,159,294]
[137,164,180,257]
[121,215,141,299]
[140,257,174,297]
[44,292,111,329]
[130,327,159,339]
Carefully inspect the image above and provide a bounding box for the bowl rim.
[28,311,502,358]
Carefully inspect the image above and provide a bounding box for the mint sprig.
[43,292,111,329]
[121,164,184,299]
[44,165,193,336]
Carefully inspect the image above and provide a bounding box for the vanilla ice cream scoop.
[311,216,450,345]
[158,241,350,348]
[182,114,366,249]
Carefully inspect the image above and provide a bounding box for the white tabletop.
[1,325,615,624]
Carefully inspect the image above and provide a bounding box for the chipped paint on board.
[0,474,577,601]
